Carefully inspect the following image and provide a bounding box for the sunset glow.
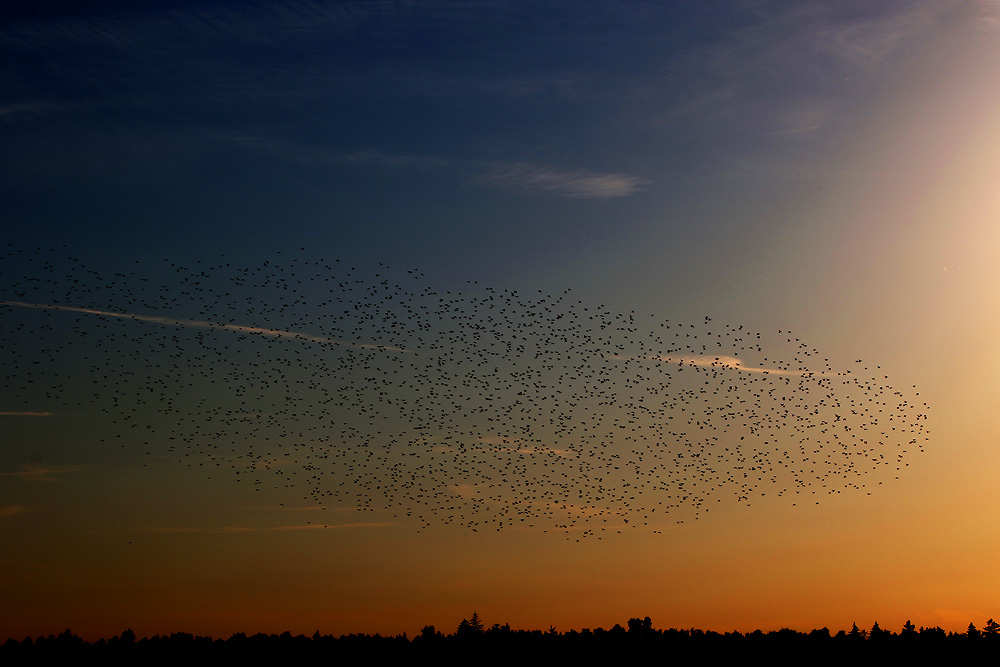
[2,1,999,642]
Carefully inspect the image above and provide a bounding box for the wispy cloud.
[721,153,859,181]
[514,445,576,458]
[475,436,517,446]
[975,0,1000,30]
[0,464,95,482]
[0,101,59,120]
[139,522,395,534]
[1,300,410,353]
[651,1,955,142]
[226,138,452,171]
[0,411,54,416]
[0,557,52,570]
[813,3,944,72]
[475,437,575,457]
[613,353,828,378]
[0,464,96,481]
[220,504,328,512]
[450,484,477,499]
[473,162,648,199]
[541,501,608,518]
[229,136,649,200]
[0,505,29,519]
[747,3,948,78]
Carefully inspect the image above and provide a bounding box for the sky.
[2,0,1000,639]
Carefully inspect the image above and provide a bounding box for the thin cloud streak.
[650,1,954,143]
[139,522,396,534]
[0,505,29,519]
[472,162,648,199]
[613,353,829,377]
[0,411,54,416]
[220,505,328,512]
[0,558,53,570]
[976,0,1000,30]
[0,464,96,481]
[226,138,453,171]
[231,136,648,199]
[475,437,575,457]
[656,354,802,376]
[1,300,411,353]
[515,446,576,458]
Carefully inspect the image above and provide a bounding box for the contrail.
[612,353,831,377]
[1,300,411,353]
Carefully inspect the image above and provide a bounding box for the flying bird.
[0,247,930,536]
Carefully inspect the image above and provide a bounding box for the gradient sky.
[3,0,1000,639]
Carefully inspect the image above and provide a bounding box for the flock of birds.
[1,247,929,535]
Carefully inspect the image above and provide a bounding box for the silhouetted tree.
[456,612,484,638]
[55,630,84,648]
[627,617,653,636]
[487,623,512,636]
[16,614,1000,657]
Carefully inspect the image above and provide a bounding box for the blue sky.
[5,0,982,279]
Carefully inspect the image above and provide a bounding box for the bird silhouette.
[0,246,930,536]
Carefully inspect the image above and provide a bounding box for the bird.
[0,246,930,537]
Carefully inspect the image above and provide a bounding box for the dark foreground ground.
[5,620,1000,664]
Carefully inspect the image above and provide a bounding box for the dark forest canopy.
[5,615,999,653]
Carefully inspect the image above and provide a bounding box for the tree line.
[5,615,1000,659]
